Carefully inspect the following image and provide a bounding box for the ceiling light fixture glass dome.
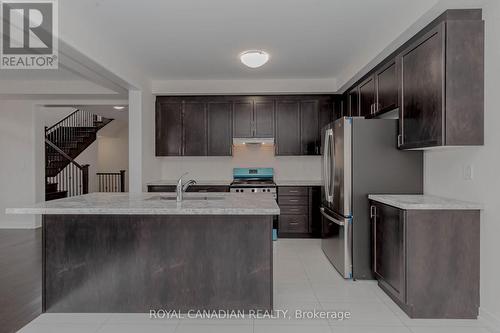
[240,50,270,68]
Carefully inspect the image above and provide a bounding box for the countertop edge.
[368,195,482,210]
[6,208,280,215]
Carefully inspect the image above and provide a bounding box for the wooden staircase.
[45,109,112,201]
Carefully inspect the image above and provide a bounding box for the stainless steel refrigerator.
[321,117,423,279]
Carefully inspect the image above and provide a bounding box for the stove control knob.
[252,189,255,192]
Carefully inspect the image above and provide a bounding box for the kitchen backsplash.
[159,144,321,181]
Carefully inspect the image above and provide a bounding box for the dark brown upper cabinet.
[398,14,484,149]
[207,102,232,156]
[276,96,333,156]
[276,100,301,155]
[233,98,275,138]
[156,100,183,156]
[341,9,484,149]
[156,95,334,156]
[254,100,275,138]
[346,87,359,117]
[359,76,375,118]
[183,102,207,156]
[232,100,254,138]
[375,60,398,113]
[300,100,320,155]
[321,98,335,129]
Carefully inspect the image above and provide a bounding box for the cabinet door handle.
[397,134,403,147]
[289,190,298,193]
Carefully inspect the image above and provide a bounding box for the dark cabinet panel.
[371,199,480,319]
[156,95,335,156]
[183,102,207,156]
[309,187,321,236]
[399,24,444,148]
[300,100,320,155]
[156,101,183,156]
[276,101,301,155]
[375,60,398,113]
[332,97,343,120]
[186,185,229,192]
[339,10,483,149]
[279,215,308,233]
[207,102,232,156]
[359,76,375,117]
[232,101,254,138]
[372,202,406,303]
[148,185,229,192]
[278,186,308,196]
[277,186,321,237]
[254,100,275,138]
[347,88,359,117]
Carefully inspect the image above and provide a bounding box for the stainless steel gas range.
[229,168,277,199]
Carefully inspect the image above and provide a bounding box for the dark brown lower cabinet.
[278,186,321,238]
[370,201,480,319]
[147,185,229,193]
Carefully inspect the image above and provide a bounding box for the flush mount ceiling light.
[113,106,125,110]
[239,50,270,68]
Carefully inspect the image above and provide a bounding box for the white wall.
[160,144,320,182]
[97,120,129,191]
[423,0,500,324]
[0,100,37,228]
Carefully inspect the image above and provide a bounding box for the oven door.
[321,207,352,279]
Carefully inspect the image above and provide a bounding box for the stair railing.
[45,109,103,147]
[45,138,89,197]
[97,170,126,192]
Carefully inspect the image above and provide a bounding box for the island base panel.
[43,214,273,312]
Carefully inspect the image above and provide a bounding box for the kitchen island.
[7,192,279,313]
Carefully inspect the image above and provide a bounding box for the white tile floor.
[19,239,498,333]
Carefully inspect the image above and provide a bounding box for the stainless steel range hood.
[233,138,275,145]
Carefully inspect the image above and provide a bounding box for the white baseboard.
[480,308,500,332]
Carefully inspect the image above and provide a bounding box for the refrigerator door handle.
[323,130,329,201]
[323,129,334,203]
[320,207,345,226]
[329,129,335,203]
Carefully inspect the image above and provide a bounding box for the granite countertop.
[148,179,322,186]
[147,180,232,186]
[368,194,482,210]
[6,192,280,216]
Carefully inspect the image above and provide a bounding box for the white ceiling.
[62,0,439,82]
[0,67,82,81]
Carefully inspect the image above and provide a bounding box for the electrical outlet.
[463,165,474,181]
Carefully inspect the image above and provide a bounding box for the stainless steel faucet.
[176,173,197,202]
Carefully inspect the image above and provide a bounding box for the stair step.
[45,190,68,201]
[45,183,58,193]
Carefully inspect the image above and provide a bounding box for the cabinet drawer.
[147,185,176,192]
[279,215,308,233]
[278,187,308,196]
[278,196,308,206]
[280,205,308,215]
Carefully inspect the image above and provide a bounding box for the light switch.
[463,165,474,181]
